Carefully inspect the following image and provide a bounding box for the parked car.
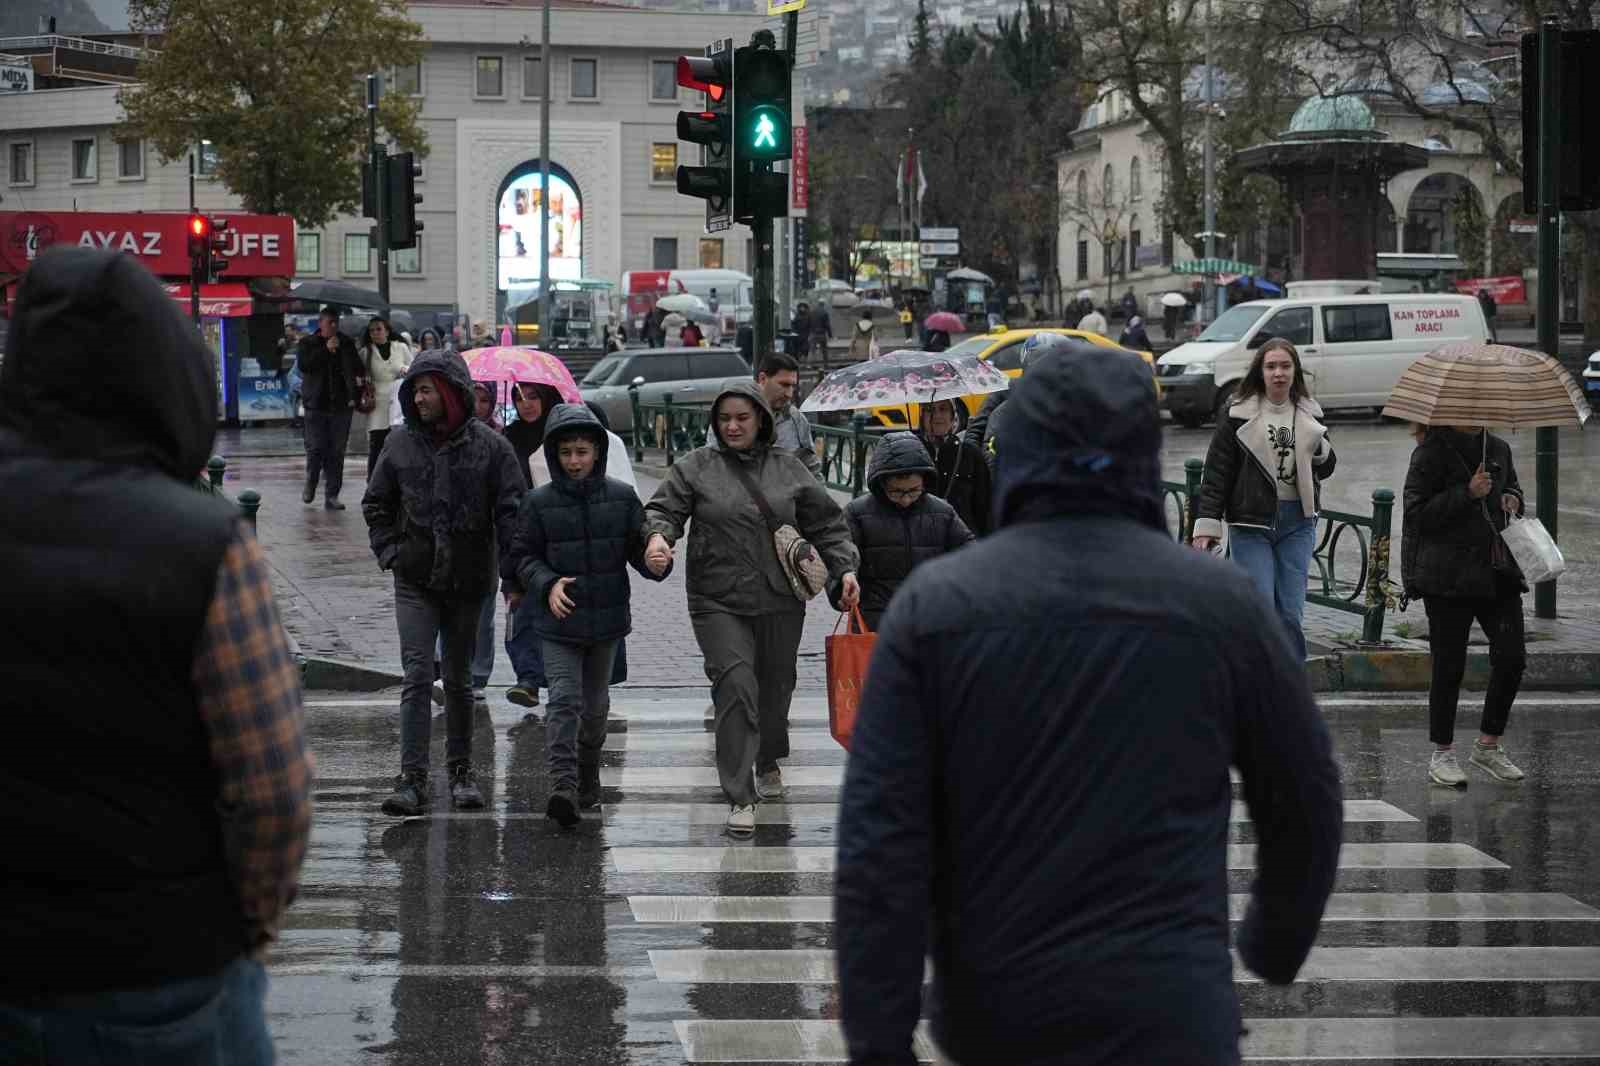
[579,346,751,433]
[1156,293,1490,428]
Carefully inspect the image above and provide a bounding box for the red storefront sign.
[791,126,809,211]
[1454,275,1527,305]
[0,211,295,279]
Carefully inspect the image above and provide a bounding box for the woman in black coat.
[1401,424,1527,788]
[917,398,992,536]
[830,431,973,629]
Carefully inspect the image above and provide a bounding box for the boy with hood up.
[362,350,526,817]
[504,404,672,827]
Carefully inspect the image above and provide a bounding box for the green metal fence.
[1159,459,1396,643]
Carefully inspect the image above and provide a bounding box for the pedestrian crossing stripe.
[627,892,1600,924]
[608,842,1509,874]
[648,946,1600,984]
[673,1017,1600,1062]
[590,799,1416,825]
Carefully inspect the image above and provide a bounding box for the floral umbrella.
[462,346,582,404]
[800,348,1010,414]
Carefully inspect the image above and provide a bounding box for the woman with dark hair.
[418,329,441,353]
[916,398,990,536]
[358,315,412,477]
[503,382,563,488]
[1402,422,1527,788]
[1192,338,1336,659]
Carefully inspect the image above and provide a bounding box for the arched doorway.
[1404,173,1480,255]
[495,159,583,322]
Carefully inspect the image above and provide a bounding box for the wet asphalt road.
[270,690,1600,1064]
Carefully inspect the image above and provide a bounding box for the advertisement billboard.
[0,211,295,278]
[1454,275,1527,304]
[497,172,582,290]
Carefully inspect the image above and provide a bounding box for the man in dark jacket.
[505,404,670,825]
[809,301,833,362]
[1402,426,1527,787]
[835,343,1343,1066]
[297,306,365,509]
[363,349,526,816]
[830,431,973,628]
[0,248,312,1059]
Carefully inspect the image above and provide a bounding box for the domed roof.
[1287,94,1376,134]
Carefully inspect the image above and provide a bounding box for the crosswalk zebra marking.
[610,841,1508,874]
[628,891,1599,924]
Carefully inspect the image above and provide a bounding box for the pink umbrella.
[499,325,513,346]
[923,311,965,333]
[463,346,582,404]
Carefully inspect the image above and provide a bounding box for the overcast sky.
[88,0,129,30]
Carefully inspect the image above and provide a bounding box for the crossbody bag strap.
[725,454,783,533]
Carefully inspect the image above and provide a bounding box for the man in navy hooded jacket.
[835,340,1342,1066]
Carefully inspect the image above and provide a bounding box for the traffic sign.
[920,241,959,256]
[920,226,959,242]
[919,256,938,269]
[768,0,806,12]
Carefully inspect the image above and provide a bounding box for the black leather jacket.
[1195,399,1337,535]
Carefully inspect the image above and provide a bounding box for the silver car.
[580,347,752,433]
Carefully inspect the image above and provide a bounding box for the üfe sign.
[0,210,295,277]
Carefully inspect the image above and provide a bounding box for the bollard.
[850,414,867,497]
[663,393,676,468]
[1183,457,1204,544]
[1362,487,1395,644]
[207,455,226,489]
[237,489,261,529]
[629,383,644,463]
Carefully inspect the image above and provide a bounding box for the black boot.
[302,476,317,504]
[381,770,429,816]
[578,760,602,810]
[547,792,580,828]
[449,763,485,810]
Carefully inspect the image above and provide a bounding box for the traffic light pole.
[754,181,776,359]
[1534,16,1561,620]
[367,74,391,305]
[188,152,200,327]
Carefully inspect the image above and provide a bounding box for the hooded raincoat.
[362,349,526,598]
[835,345,1342,1066]
[829,432,973,628]
[504,404,667,645]
[645,381,858,616]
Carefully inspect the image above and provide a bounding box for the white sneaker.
[755,769,784,799]
[1470,742,1525,782]
[726,804,756,835]
[1428,749,1468,789]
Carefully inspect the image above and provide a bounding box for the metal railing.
[1159,460,1397,643]
[0,34,157,60]
[629,388,886,496]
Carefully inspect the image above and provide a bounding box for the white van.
[1156,292,1489,426]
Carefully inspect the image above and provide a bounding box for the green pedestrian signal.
[753,112,777,150]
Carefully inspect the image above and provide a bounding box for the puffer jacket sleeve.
[945,509,975,551]
[1232,613,1343,984]
[510,493,562,604]
[362,438,404,569]
[644,459,697,545]
[1193,420,1241,540]
[1404,443,1474,533]
[792,459,859,579]
[837,591,934,1066]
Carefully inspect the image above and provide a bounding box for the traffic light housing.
[385,151,424,249]
[675,43,734,231]
[207,217,230,282]
[733,45,792,163]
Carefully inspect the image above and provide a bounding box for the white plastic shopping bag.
[1501,514,1566,584]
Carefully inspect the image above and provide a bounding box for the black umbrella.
[265,280,389,311]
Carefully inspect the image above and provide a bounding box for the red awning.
[161,282,255,318]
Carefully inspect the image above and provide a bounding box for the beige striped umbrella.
[1382,343,1592,429]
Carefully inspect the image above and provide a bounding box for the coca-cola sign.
[0,211,295,278]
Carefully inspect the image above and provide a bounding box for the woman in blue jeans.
[1192,338,1336,659]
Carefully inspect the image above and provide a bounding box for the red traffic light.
[189,215,209,239]
[677,54,729,102]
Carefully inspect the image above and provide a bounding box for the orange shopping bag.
[826,606,875,750]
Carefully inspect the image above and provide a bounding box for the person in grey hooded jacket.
[645,381,860,834]
[362,349,526,817]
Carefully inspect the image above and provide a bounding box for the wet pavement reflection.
[271,691,1600,1064]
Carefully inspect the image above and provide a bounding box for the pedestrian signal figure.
[646,383,860,835]
[1192,338,1337,660]
[835,341,1341,1066]
[829,432,973,630]
[1402,423,1528,788]
[0,247,312,1060]
[505,405,671,827]
[363,350,525,817]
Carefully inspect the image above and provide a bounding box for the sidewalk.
[217,430,1600,693]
